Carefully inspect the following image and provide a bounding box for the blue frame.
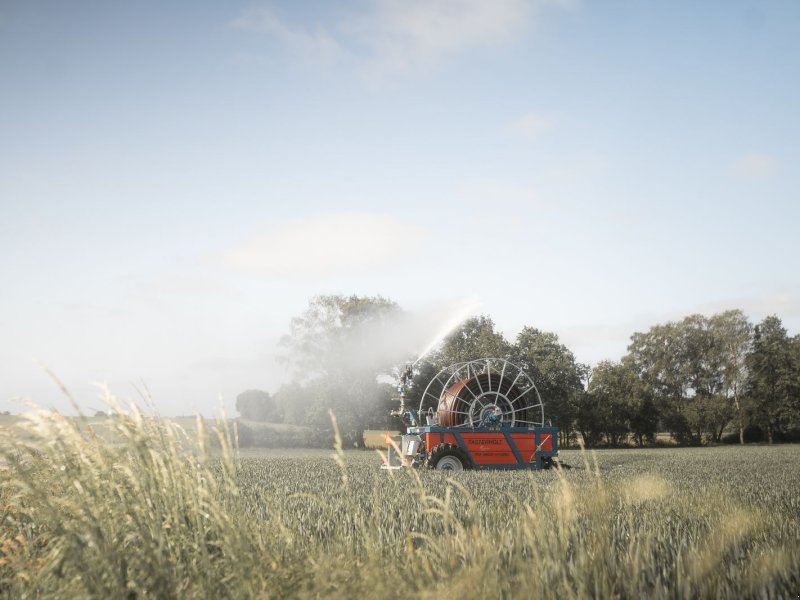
[408,425,559,470]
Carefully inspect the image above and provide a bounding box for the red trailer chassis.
[383,425,558,470]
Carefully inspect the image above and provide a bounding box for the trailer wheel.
[427,444,471,471]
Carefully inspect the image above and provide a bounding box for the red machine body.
[423,429,554,467]
[382,358,559,471]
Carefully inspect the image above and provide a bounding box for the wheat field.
[1,403,798,599]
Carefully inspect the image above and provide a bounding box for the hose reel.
[418,358,544,428]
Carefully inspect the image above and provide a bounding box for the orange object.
[424,430,555,466]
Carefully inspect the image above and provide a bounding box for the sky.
[1,0,798,416]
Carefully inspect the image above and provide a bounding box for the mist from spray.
[300,296,482,384]
[411,296,482,366]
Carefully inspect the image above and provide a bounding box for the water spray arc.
[410,297,481,367]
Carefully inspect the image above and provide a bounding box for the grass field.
[1,408,798,598]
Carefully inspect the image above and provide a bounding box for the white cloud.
[346,0,533,77]
[733,153,778,179]
[507,113,557,137]
[221,213,427,278]
[231,1,569,77]
[696,291,800,323]
[231,8,345,64]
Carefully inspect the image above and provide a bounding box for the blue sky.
[1,0,798,415]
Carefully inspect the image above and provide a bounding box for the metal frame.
[418,358,545,429]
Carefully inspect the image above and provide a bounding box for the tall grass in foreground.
[0,396,272,598]
[1,398,798,599]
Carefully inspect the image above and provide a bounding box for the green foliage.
[710,310,753,444]
[298,375,395,447]
[413,318,587,445]
[277,294,401,446]
[279,294,400,381]
[746,316,800,442]
[406,317,512,414]
[271,295,798,449]
[272,381,307,426]
[580,360,656,446]
[430,315,512,365]
[626,312,756,444]
[618,310,800,446]
[513,327,588,445]
[235,389,282,422]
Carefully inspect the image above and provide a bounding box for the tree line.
[584,311,800,446]
[237,295,800,448]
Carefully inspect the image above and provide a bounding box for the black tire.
[426,444,472,471]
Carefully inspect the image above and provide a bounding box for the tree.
[513,327,587,446]
[279,294,401,381]
[429,316,512,367]
[628,393,659,447]
[709,310,753,444]
[236,389,282,422]
[746,316,797,443]
[626,313,743,444]
[278,294,403,446]
[575,391,604,447]
[579,360,656,447]
[679,314,732,443]
[272,382,307,426]
[788,335,800,434]
[627,321,691,441]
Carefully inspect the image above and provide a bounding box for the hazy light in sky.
[221,213,426,278]
[1,0,798,416]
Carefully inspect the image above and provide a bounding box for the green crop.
[1,402,798,598]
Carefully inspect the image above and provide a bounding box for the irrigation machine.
[381,358,559,471]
